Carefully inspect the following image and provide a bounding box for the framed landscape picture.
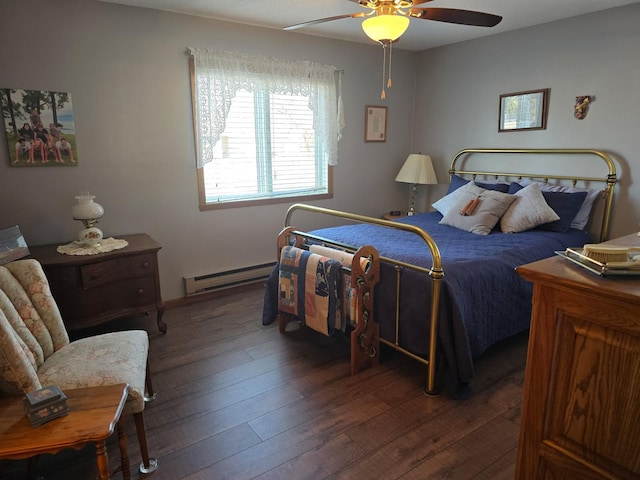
[1,88,78,166]
[498,88,549,132]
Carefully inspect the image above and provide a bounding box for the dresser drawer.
[55,276,158,323]
[80,253,155,288]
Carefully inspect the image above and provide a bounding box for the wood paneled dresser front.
[29,233,166,334]
[515,233,640,480]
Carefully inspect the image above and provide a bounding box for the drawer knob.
[137,289,145,295]
[143,262,150,268]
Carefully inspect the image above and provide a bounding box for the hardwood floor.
[2,284,528,479]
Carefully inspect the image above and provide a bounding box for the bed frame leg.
[423,386,441,397]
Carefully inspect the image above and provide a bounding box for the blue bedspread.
[263,211,590,394]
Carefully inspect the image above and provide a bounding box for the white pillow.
[440,188,516,235]
[500,183,560,233]
[519,179,600,230]
[432,182,488,216]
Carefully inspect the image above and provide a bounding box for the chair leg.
[144,360,157,403]
[133,411,159,475]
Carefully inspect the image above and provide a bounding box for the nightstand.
[383,211,407,220]
[28,233,166,334]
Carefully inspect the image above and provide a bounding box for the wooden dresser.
[29,233,166,334]
[515,233,640,480]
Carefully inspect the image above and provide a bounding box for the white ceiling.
[96,0,638,52]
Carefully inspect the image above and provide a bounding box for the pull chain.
[387,40,393,89]
[380,40,394,100]
[380,41,387,100]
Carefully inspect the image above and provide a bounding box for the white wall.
[412,4,640,240]
[0,0,416,301]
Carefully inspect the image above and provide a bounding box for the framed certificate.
[365,105,387,142]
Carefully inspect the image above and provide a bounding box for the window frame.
[189,57,334,211]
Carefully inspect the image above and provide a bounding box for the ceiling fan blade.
[285,12,368,31]
[346,0,436,5]
[404,0,435,5]
[409,8,502,27]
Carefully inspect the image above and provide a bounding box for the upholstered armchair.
[0,259,158,475]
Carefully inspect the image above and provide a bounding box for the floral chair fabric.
[0,259,148,413]
[0,259,157,472]
[0,259,68,395]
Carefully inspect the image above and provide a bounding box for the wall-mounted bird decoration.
[574,95,594,119]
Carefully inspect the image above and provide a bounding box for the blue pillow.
[508,182,587,233]
[447,174,509,194]
[508,182,524,194]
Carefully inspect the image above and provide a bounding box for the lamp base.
[407,183,418,216]
[78,226,103,246]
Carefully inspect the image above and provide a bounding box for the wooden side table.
[0,384,130,480]
[29,233,166,333]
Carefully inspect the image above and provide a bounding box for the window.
[189,49,343,209]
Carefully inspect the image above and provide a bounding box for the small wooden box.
[23,386,69,427]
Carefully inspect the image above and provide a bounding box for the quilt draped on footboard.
[278,246,343,336]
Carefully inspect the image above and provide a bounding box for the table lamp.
[395,154,438,215]
[71,192,104,245]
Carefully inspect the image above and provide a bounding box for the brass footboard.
[282,203,445,395]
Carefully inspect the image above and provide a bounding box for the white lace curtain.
[188,48,344,167]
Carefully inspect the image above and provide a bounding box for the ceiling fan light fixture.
[362,14,410,42]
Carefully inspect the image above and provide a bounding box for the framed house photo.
[499,88,549,132]
[1,88,78,166]
[365,105,387,142]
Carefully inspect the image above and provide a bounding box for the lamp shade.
[362,14,410,42]
[71,193,104,220]
[395,154,438,185]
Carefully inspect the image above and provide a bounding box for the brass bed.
[264,148,618,396]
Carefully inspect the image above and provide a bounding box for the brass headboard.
[449,148,617,242]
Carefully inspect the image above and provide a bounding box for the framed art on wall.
[1,88,78,166]
[365,105,387,142]
[499,88,549,132]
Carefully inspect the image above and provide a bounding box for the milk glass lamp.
[71,192,104,245]
[395,154,438,215]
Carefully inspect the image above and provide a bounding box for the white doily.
[57,237,129,256]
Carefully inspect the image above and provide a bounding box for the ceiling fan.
[284,1,502,98]
[284,0,503,38]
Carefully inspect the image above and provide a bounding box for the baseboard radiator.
[183,262,276,296]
